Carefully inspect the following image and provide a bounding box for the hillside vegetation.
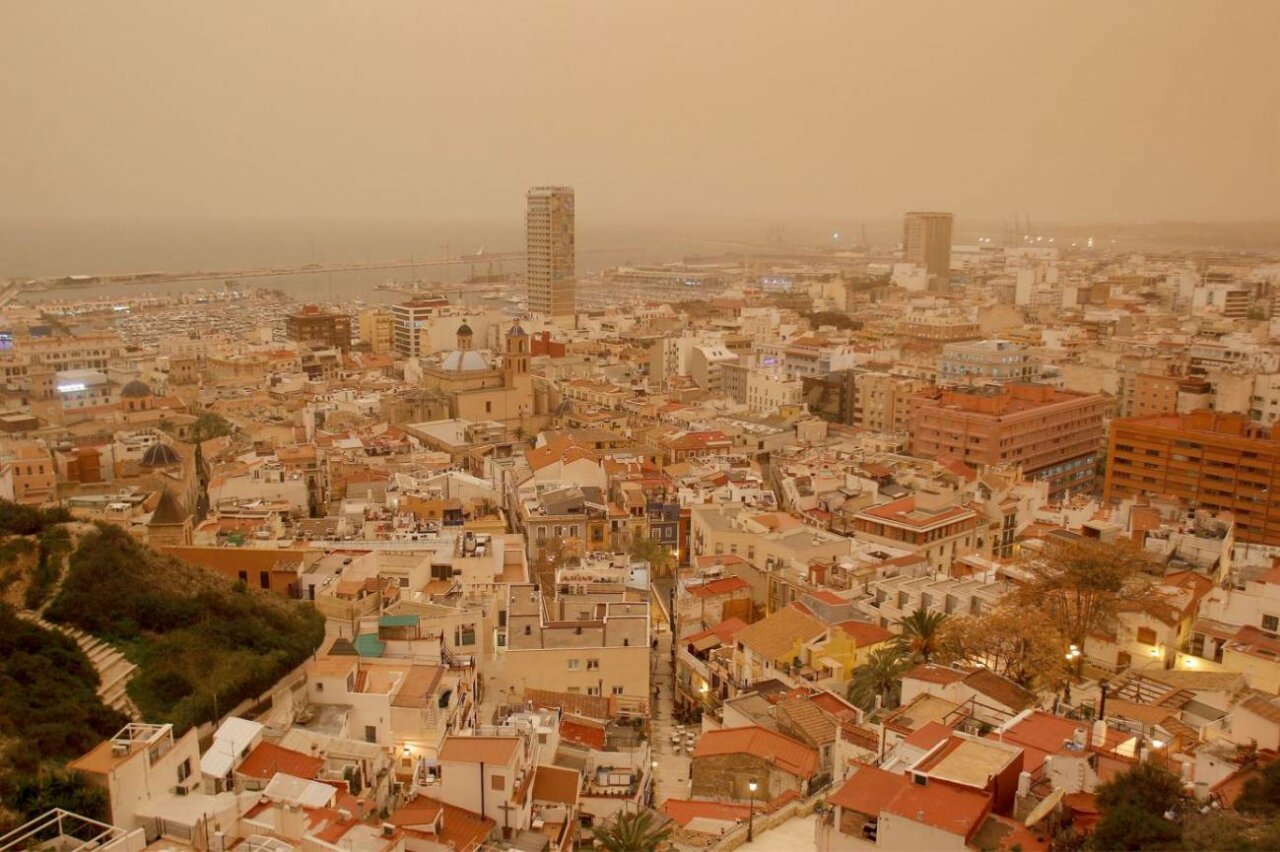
[0,604,121,831]
[44,524,325,732]
[0,499,324,829]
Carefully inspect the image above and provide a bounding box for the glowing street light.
[747,779,759,842]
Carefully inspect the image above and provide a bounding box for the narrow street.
[649,626,693,805]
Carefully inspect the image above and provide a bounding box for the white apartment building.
[746,369,803,414]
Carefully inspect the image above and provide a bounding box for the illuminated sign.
[56,383,87,393]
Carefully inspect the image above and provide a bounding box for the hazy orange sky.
[1,1,1276,223]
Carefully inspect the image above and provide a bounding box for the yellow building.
[419,321,538,428]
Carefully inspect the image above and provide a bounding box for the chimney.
[1098,680,1109,719]
[1017,771,1032,798]
[1091,720,1107,748]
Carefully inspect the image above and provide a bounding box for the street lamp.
[747,779,758,842]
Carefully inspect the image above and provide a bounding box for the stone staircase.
[18,611,141,720]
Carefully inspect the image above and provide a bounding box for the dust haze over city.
[5,3,1280,852]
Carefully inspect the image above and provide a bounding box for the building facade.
[909,384,1106,498]
[1105,411,1280,546]
[526,186,576,322]
[903,211,954,291]
[286,305,352,353]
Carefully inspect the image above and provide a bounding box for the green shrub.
[45,525,324,733]
[0,604,128,766]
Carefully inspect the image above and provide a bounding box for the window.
[491,774,505,791]
[177,758,191,783]
[1264,615,1280,632]
[364,726,377,743]
[1136,627,1158,646]
[315,682,324,693]
[587,659,600,670]
[568,659,581,670]
[238,570,248,583]
[259,571,270,589]
[485,401,492,413]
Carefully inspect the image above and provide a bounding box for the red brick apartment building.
[908,384,1106,498]
[286,305,352,353]
[1105,411,1280,546]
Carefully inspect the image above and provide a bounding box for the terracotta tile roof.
[526,437,599,472]
[692,726,818,778]
[684,617,750,647]
[733,606,827,663]
[391,796,494,851]
[688,576,751,598]
[858,495,974,527]
[883,781,992,838]
[809,691,859,721]
[902,721,954,751]
[525,688,612,720]
[1241,694,1280,725]
[963,669,1035,712]
[776,696,838,745]
[828,764,909,815]
[840,722,880,751]
[661,796,785,827]
[904,663,968,685]
[237,743,324,780]
[532,765,580,805]
[438,736,520,766]
[559,716,607,750]
[837,620,896,648]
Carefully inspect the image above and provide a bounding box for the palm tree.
[629,536,675,578]
[847,645,912,712]
[590,811,672,852]
[896,608,949,663]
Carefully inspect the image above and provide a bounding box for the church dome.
[440,350,490,372]
[507,321,528,337]
[120,379,153,398]
[456,322,473,337]
[140,442,181,468]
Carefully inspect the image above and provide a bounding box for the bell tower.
[504,320,530,383]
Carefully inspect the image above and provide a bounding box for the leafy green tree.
[847,645,912,712]
[1086,762,1183,850]
[0,768,108,830]
[1236,760,1280,816]
[896,608,948,663]
[589,811,672,852]
[190,412,235,443]
[629,536,675,578]
[1013,538,1158,671]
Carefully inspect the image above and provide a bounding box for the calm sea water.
[0,217,684,303]
[5,216,1269,304]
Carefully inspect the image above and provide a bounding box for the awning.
[354,634,386,657]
